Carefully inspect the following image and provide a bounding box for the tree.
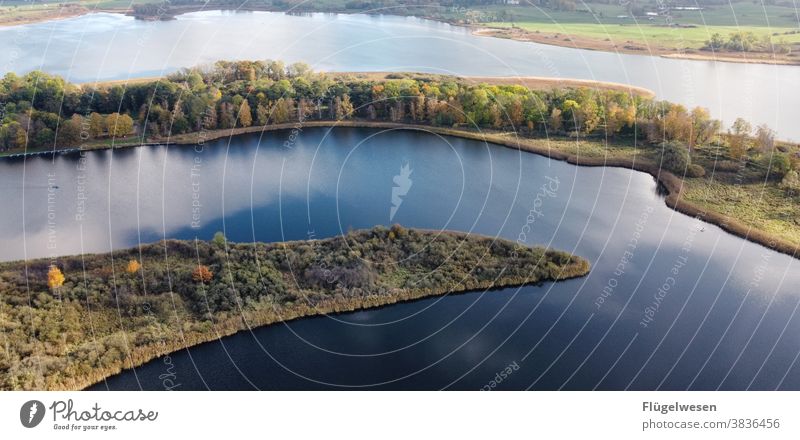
[238,99,252,127]
[731,118,752,137]
[689,107,719,148]
[728,117,752,159]
[126,260,141,274]
[89,112,105,138]
[106,113,134,138]
[335,95,354,120]
[256,103,269,126]
[47,266,65,290]
[57,115,83,147]
[212,232,226,248]
[192,265,213,284]
[755,123,776,153]
[548,108,563,133]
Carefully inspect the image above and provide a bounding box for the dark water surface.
[2,127,794,390]
[0,10,797,140]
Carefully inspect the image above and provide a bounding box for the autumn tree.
[126,260,141,274]
[105,113,134,138]
[728,117,752,159]
[89,112,105,138]
[47,266,65,290]
[192,265,213,284]
[238,100,253,127]
[689,107,719,149]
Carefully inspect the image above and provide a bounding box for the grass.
[683,178,800,246]
[486,21,800,50]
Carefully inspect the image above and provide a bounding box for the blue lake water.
[1,126,791,390]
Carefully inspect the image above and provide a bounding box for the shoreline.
[83,262,589,391]
[2,8,796,67]
[163,121,800,261]
[471,27,800,67]
[6,119,795,262]
[0,227,589,391]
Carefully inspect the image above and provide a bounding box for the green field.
[439,2,800,50]
[489,21,800,49]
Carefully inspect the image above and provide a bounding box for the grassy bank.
[0,226,589,390]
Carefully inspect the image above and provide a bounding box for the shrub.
[686,164,706,178]
[659,141,690,174]
[780,170,800,195]
[761,153,792,180]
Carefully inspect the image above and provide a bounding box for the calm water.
[0,10,797,140]
[2,127,795,390]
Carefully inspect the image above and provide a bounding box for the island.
[0,225,590,390]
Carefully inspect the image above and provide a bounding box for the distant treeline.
[0,225,588,390]
[130,0,510,17]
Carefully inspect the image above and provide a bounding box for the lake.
[0,10,798,140]
[2,126,795,390]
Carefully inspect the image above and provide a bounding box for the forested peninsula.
[0,226,590,390]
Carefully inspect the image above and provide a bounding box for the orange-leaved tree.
[192,265,213,284]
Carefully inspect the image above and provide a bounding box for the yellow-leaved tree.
[47,266,65,290]
[126,260,141,274]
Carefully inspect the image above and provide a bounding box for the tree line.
[1,59,796,186]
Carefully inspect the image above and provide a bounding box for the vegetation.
[0,59,755,151]
[0,225,589,390]
[1,59,799,248]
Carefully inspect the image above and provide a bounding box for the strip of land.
[473,27,800,66]
[2,1,798,66]
[0,226,589,390]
